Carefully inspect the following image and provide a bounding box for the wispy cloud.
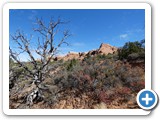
[120,34,128,40]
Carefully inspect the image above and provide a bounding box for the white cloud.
[120,34,128,40]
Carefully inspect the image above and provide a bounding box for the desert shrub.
[10,46,145,108]
[106,53,119,60]
[15,67,25,75]
[65,59,79,71]
[9,57,25,88]
[98,90,112,104]
[98,53,118,60]
[83,56,94,65]
[9,57,15,69]
[96,54,107,60]
[138,51,145,59]
[83,66,96,79]
[127,53,140,60]
[9,60,32,89]
[59,59,64,63]
[50,54,144,107]
[118,40,145,60]
[127,51,145,61]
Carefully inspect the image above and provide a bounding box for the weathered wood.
[9,17,70,105]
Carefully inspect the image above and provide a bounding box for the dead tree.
[9,18,70,105]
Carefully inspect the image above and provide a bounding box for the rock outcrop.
[98,43,117,55]
[54,43,117,61]
[63,52,80,61]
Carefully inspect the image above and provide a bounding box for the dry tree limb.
[9,17,70,105]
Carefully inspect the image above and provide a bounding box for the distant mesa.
[54,43,117,61]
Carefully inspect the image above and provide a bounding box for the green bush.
[96,54,106,60]
[66,59,79,71]
[118,40,145,60]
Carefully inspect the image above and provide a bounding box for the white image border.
[3,2,151,115]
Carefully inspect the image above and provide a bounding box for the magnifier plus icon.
[137,89,158,110]
[142,93,153,105]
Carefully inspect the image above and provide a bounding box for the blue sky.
[9,9,145,59]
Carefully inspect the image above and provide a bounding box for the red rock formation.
[63,52,79,60]
[98,43,117,55]
[53,43,117,61]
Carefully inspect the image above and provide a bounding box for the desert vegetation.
[9,17,145,109]
[9,42,145,109]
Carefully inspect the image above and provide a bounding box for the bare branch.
[10,17,71,105]
[9,47,34,76]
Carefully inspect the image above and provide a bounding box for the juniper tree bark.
[9,18,70,105]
